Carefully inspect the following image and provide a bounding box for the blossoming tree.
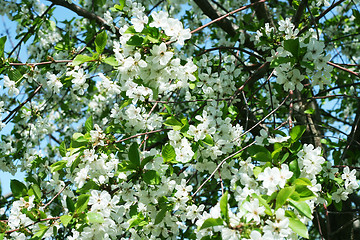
[1,0,360,239]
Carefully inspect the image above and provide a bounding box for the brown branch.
[250,0,276,29]
[113,129,169,144]
[191,0,266,35]
[9,60,72,67]
[9,4,55,58]
[293,0,308,28]
[47,0,120,34]
[327,61,360,78]
[2,84,43,124]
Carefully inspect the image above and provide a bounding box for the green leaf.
[295,185,316,201]
[290,125,306,142]
[143,170,161,185]
[60,215,72,227]
[95,31,107,54]
[59,141,67,157]
[304,108,315,114]
[103,56,118,66]
[284,38,300,59]
[50,160,67,172]
[85,116,93,133]
[288,217,309,239]
[124,26,137,34]
[0,36,6,58]
[126,35,144,46]
[162,144,176,162]
[66,196,75,212]
[155,206,168,224]
[128,142,140,167]
[220,191,229,225]
[202,134,214,146]
[72,54,94,66]
[293,178,312,186]
[140,156,154,169]
[198,218,223,230]
[8,68,22,82]
[247,145,272,162]
[353,9,360,25]
[164,116,183,130]
[75,194,90,213]
[276,186,295,210]
[32,224,48,238]
[70,154,82,173]
[10,179,27,198]
[31,184,42,200]
[87,212,104,223]
[289,199,312,219]
[270,56,292,68]
[252,193,273,216]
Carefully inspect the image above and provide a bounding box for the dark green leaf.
[155,206,167,224]
[128,142,140,167]
[284,38,300,59]
[10,179,27,198]
[247,145,272,162]
[8,68,22,82]
[0,36,6,58]
[66,196,75,212]
[126,35,144,46]
[198,218,223,230]
[295,185,316,201]
[70,155,82,173]
[143,170,161,185]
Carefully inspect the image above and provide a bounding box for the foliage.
[0,0,360,239]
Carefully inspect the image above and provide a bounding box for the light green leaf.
[75,194,90,213]
[220,191,229,225]
[293,178,312,186]
[50,160,67,173]
[288,217,309,239]
[162,144,176,162]
[59,141,67,157]
[31,184,42,200]
[289,199,312,219]
[295,185,316,201]
[85,116,93,133]
[103,56,118,66]
[87,212,104,223]
[290,125,306,142]
[164,116,183,130]
[252,193,273,216]
[276,186,295,210]
[60,215,72,227]
[202,134,214,146]
[72,54,94,66]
